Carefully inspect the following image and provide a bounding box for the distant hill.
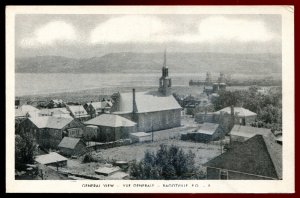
[15,52,282,74]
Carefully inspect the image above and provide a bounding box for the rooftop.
[230,125,274,139]
[29,116,74,129]
[114,91,182,114]
[35,152,67,165]
[204,135,282,179]
[84,114,137,127]
[214,106,257,117]
[197,123,220,135]
[130,132,151,137]
[58,137,85,149]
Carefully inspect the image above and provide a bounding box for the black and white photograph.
[6,6,294,193]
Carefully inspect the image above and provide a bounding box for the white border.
[6,6,295,193]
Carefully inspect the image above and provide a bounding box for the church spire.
[163,48,167,68]
[159,49,172,96]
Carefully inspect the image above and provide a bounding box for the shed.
[35,152,68,167]
[95,166,121,176]
[187,123,222,143]
[58,137,86,156]
[130,132,152,143]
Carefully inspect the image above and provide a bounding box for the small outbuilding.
[58,137,86,156]
[35,152,68,167]
[186,122,223,143]
[130,132,152,143]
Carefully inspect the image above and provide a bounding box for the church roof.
[113,91,182,114]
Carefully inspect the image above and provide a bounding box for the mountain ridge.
[15,52,282,74]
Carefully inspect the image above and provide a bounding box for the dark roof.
[204,135,282,179]
[58,137,86,149]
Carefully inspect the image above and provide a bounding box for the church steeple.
[159,49,172,96]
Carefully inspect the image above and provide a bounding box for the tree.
[15,134,36,169]
[130,144,199,180]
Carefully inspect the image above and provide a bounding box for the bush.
[130,144,197,180]
[82,153,98,163]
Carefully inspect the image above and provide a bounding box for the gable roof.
[230,125,274,139]
[58,137,85,149]
[28,116,74,129]
[204,135,282,179]
[35,152,67,165]
[197,123,219,135]
[114,91,182,114]
[84,114,137,127]
[67,105,89,118]
[214,107,257,117]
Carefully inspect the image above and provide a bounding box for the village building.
[38,108,72,118]
[66,105,90,121]
[19,116,85,148]
[111,51,182,132]
[213,106,257,125]
[47,99,65,108]
[84,100,112,118]
[58,137,86,156]
[204,135,282,180]
[181,122,223,143]
[230,125,275,143]
[84,114,137,142]
[15,104,40,119]
[35,152,68,167]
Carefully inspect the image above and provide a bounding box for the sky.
[15,14,282,58]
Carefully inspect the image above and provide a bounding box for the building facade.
[111,51,182,132]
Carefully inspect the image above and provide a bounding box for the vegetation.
[211,86,282,132]
[130,144,204,180]
[15,133,36,170]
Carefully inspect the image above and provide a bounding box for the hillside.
[15,52,282,74]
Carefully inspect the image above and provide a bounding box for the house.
[66,105,90,121]
[38,108,72,118]
[35,152,68,167]
[19,116,85,148]
[47,99,65,108]
[15,105,40,119]
[111,51,182,132]
[84,114,137,142]
[204,135,282,180]
[84,100,111,118]
[230,125,275,143]
[183,122,223,143]
[58,137,86,156]
[213,106,257,125]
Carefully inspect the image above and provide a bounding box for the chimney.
[132,89,137,113]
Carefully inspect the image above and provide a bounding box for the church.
[111,51,182,132]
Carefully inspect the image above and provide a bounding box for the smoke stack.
[132,89,137,113]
